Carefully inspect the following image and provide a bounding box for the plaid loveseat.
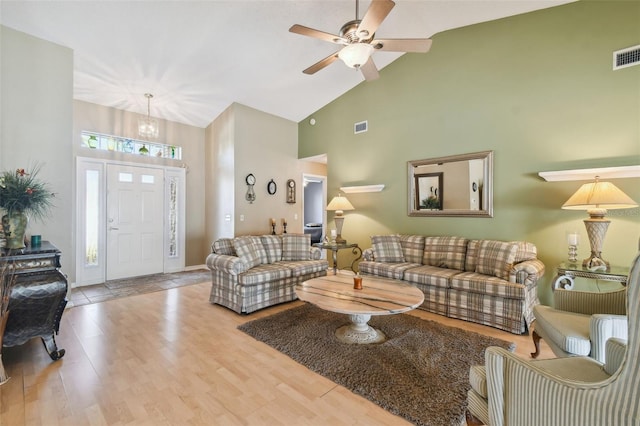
[359,235,545,334]
[206,234,328,314]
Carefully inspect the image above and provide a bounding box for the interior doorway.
[302,174,327,244]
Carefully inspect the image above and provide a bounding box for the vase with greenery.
[0,165,55,249]
[421,195,441,210]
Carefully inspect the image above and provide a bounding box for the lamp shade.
[338,43,374,69]
[561,178,637,270]
[562,180,637,211]
[326,195,355,214]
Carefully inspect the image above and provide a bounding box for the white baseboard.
[185,264,207,271]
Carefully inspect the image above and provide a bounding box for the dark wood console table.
[1,241,68,360]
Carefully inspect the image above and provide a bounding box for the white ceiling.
[1,0,573,128]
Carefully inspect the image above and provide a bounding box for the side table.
[1,241,68,360]
[553,262,629,290]
[313,242,362,275]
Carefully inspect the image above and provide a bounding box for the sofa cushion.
[450,272,526,299]
[475,240,518,280]
[260,235,283,263]
[371,235,405,262]
[400,235,425,264]
[422,236,467,271]
[282,234,311,261]
[213,238,236,256]
[469,365,488,398]
[238,263,292,285]
[533,304,591,356]
[278,260,328,277]
[469,357,608,400]
[234,236,268,268]
[359,261,420,280]
[403,265,460,289]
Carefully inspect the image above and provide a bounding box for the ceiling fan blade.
[373,38,433,53]
[289,24,347,44]
[303,52,341,75]
[359,57,380,81]
[358,0,395,40]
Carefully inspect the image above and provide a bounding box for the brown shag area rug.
[238,303,515,426]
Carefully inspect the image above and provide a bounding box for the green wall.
[298,1,640,304]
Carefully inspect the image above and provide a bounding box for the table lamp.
[326,193,354,244]
[562,176,637,270]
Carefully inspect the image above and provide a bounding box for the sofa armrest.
[484,346,615,426]
[590,314,628,363]
[510,259,545,286]
[310,246,322,260]
[206,253,248,275]
[604,337,627,375]
[362,248,375,261]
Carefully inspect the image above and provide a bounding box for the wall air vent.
[613,45,640,70]
[354,120,368,134]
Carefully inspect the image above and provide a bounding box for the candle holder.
[566,232,580,264]
[283,222,287,234]
[271,223,276,235]
[353,274,363,290]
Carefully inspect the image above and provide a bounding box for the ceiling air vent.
[613,45,640,70]
[354,120,368,134]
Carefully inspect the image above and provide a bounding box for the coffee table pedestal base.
[335,314,386,344]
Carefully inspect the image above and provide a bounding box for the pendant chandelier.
[138,93,159,139]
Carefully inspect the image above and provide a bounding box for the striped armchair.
[467,252,640,426]
[530,287,626,363]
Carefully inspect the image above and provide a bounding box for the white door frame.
[75,157,186,287]
[301,172,327,244]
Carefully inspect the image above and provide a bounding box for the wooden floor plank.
[0,281,554,425]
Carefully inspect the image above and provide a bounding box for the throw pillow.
[422,236,468,271]
[400,235,425,264]
[233,236,268,269]
[212,238,236,256]
[464,240,480,272]
[260,235,283,263]
[371,235,405,263]
[282,234,311,261]
[475,240,518,281]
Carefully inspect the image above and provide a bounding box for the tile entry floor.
[69,269,211,306]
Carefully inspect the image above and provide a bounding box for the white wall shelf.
[340,184,385,193]
[538,165,640,182]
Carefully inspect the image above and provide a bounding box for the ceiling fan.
[289,0,432,81]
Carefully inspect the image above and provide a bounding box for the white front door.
[106,164,164,280]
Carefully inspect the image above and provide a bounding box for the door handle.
[109,226,119,231]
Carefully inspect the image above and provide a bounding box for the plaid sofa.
[206,234,328,314]
[359,235,545,334]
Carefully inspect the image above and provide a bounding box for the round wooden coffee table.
[296,274,424,344]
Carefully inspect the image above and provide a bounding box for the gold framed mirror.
[408,151,493,217]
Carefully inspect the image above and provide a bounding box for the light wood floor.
[0,281,553,425]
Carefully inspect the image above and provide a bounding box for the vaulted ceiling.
[1,0,573,128]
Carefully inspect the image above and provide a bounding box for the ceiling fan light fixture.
[338,43,374,69]
[138,93,159,139]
